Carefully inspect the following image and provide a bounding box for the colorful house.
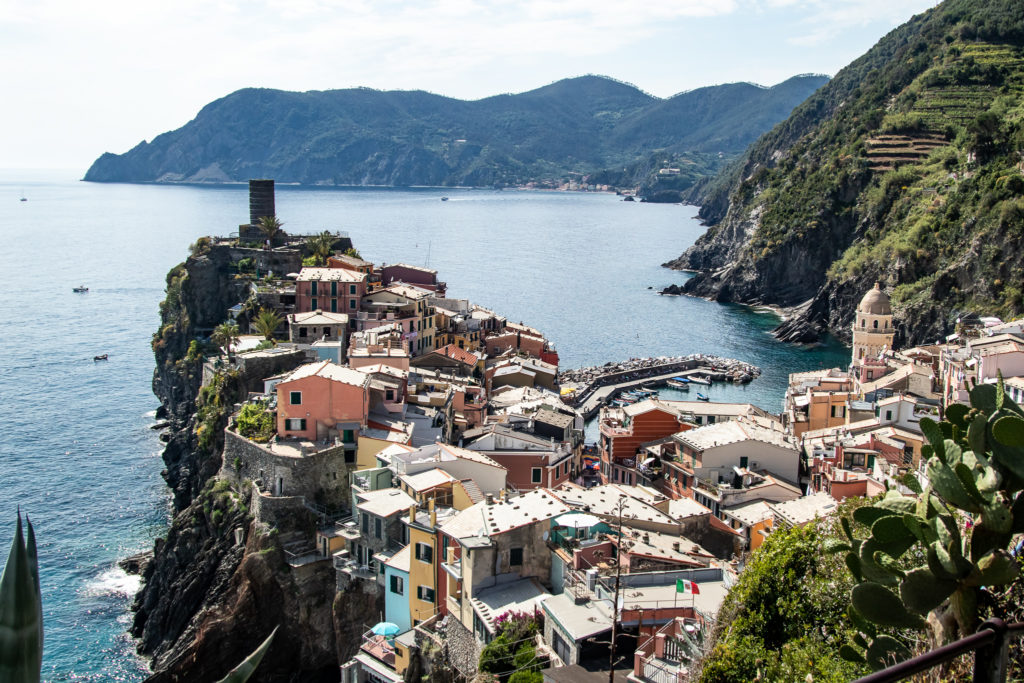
[384,545,412,633]
[275,361,369,444]
[295,267,367,315]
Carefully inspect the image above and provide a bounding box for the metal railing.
[854,618,1024,683]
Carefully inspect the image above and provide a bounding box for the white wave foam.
[143,410,157,419]
[85,567,141,598]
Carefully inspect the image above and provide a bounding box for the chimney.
[249,179,275,226]
[429,497,437,527]
[485,493,494,506]
[672,541,680,552]
[408,504,417,524]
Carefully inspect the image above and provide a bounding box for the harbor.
[558,355,762,418]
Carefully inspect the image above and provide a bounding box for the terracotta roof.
[435,344,481,367]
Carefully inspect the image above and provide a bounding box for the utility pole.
[608,498,628,683]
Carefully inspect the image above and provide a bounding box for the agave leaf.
[0,513,43,683]
[216,626,278,683]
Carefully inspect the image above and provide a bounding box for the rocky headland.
[138,239,362,681]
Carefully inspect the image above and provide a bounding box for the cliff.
[664,0,1024,346]
[84,74,827,191]
[138,240,364,681]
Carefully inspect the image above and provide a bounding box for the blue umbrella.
[371,622,401,637]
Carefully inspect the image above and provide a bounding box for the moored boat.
[696,392,709,401]
[73,285,89,293]
[94,354,108,361]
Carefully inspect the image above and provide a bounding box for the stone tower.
[852,282,895,363]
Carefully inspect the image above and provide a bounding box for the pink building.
[275,361,370,442]
[380,263,446,295]
[295,267,367,315]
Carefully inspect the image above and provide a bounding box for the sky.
[2,0,940,172]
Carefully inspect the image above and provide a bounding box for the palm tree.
[252,308,283,342]
[305,230,335,266]
[256,216,284,245]
[211,321,240,358]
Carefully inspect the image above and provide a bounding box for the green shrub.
[236,401,275,442]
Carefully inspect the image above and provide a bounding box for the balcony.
[361,630,397,667]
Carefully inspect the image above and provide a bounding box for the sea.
[0,169,850,681]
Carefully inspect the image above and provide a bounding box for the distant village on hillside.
[186,180,1024,683]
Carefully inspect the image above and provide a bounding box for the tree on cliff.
[211,322,240,359]
[252,308,283,342]
[304,231,334,266]
[256,216,284,245]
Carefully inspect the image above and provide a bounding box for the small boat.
[440,197,449,201]
[19,197,27,202]
[666,377,690,389]
[94,354,108,361]
[73,286,89,293]
[696,392,709,402]
[688,375,712,386]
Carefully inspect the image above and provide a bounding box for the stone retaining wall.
[222,429,354,509]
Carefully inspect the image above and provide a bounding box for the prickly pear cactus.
[834,378,1024,669]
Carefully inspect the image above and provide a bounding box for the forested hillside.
[83,75,826,192]
[666,0,1024,345]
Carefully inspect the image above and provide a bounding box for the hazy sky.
[3,0,939,171]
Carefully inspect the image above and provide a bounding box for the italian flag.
[676,578,700,595]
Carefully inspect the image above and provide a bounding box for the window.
[375,517,383,539]
[331,298,338,313]
[417,586,436,602]
[299,327,307,337]
[343,429,355,443]
[886,410,893,421]
[311,297,318,310]
[873,319,879,329]
[285,418,306,431]
[707,415,715,424]
[390,575,404,595]
[386,389,394,401]
[510,548,523,566]
[531,468,542,484]
[379,563,385,575]
[290,391,302,405]
[345,450,356,464]
[331,282,338,296]
[415,542,433,563]
[739,456,748,469]
[311,281,318,296]
[361,515,369,534]
[350,284,357,295]
[350,299,356,310]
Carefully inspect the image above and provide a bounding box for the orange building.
[275,361,370,442]
[599,400,692,486]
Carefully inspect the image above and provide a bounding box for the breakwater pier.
[558,355,761,419]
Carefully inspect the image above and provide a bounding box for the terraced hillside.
[666,0,1024,346]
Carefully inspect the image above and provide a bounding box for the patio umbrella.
[555,513,601,529]
[371,622,401,637]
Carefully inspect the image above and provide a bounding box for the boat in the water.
[666,377,690,390]
[73,286,89,293]
[696,392,709,401]
[688,375,712,385]
[440,197,449,201]
[93,354,108,361]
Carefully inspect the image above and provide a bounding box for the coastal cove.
[0,171,849,680]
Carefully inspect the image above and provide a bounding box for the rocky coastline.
[136,243,358,682]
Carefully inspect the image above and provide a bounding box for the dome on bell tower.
[858,282,891,316]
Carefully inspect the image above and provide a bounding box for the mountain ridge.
[83,74,828,190]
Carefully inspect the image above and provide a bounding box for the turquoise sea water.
[0,171,849,680]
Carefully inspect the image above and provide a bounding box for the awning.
[555,513,601,529]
